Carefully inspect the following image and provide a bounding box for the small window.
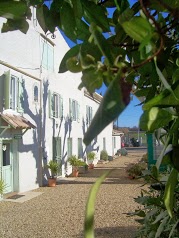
[34,85,38,102]
[49,91,63,118]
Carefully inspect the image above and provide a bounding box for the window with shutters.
[49,91,63,118]
[2,71,24,113]
[69,99,80,122]
[86,105,93,125]
[67,138,73,158]
[41,36,54,72]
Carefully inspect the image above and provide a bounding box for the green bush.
[87,151,96,162]
[68,155,87,167]
[100,150,108,161]
[46,160,59,178]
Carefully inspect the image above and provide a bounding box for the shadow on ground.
[73,225,138,238]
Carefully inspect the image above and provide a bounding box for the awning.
[0,113,36,129]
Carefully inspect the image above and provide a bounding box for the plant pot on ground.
[46,160,59,187]
[87,151,96,169]
[68,155,87,176]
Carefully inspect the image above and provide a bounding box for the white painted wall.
[0,7,114,193]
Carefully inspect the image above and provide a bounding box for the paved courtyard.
[0,150,146,238]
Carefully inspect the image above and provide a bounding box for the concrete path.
[0,150,146,238]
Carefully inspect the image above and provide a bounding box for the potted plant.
[77,160,88,174]
[87,151,96,169]
[46,160,59,187]
[68,155,80,177]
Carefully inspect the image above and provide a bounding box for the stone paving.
[0,150,146,238]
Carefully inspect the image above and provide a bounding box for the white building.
[0,8,121,195]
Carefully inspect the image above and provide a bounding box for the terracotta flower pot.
[48,177,57,187]
[88,163,94,169]
[72,169,79,177]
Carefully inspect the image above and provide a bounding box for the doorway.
[2,142,13,193]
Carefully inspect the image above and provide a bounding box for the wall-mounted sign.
[14,134,22,139]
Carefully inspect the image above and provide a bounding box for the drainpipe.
[39,79,43,187]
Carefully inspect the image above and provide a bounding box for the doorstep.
[3,191,43,203]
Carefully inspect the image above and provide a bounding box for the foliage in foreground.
[0,0,179,236]
[128,166,179,237]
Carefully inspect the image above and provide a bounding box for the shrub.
[100,150,108,161]
[87,151,96,162]
[0,179,6,195]
[126,163,147,178]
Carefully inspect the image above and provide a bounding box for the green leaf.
[82,0,110,32]
[84,170,111,238]
[172,68,179,83]
[36,5,48,33]
[143,82,179,110]
[164,168,178,218]
[155,216,169,238]
[81,68,103,93]
[0,1,28,20]
[83,69,130,145]
[66,56,82,73]
[154,59,179,100]
[59,45,81,73]
[140,107,173,132]
[89,23,113,65]
[152,210,168,224]
[169,220,179,238]
[122,16,153,43]
[60,1,77,41]
[2,19,29,34]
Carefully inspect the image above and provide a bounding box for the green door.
[2,142,13,193]
[53,137,62,176]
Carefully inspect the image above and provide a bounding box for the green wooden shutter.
[4,70,10,109]
[86,105,89,125]
[48,90,53,118]
[69,98,72,120]
[59,95,63,118]
[67,138,72,158]
[53,136,57,160]
[17,77,24,113]
[53,137,62,175]
[77,101,80,122]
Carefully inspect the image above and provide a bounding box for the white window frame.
[41,37,54,72]
[49,91,63,119]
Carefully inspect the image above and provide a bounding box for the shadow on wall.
[82,118,99,162]
[20,79,50,186]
